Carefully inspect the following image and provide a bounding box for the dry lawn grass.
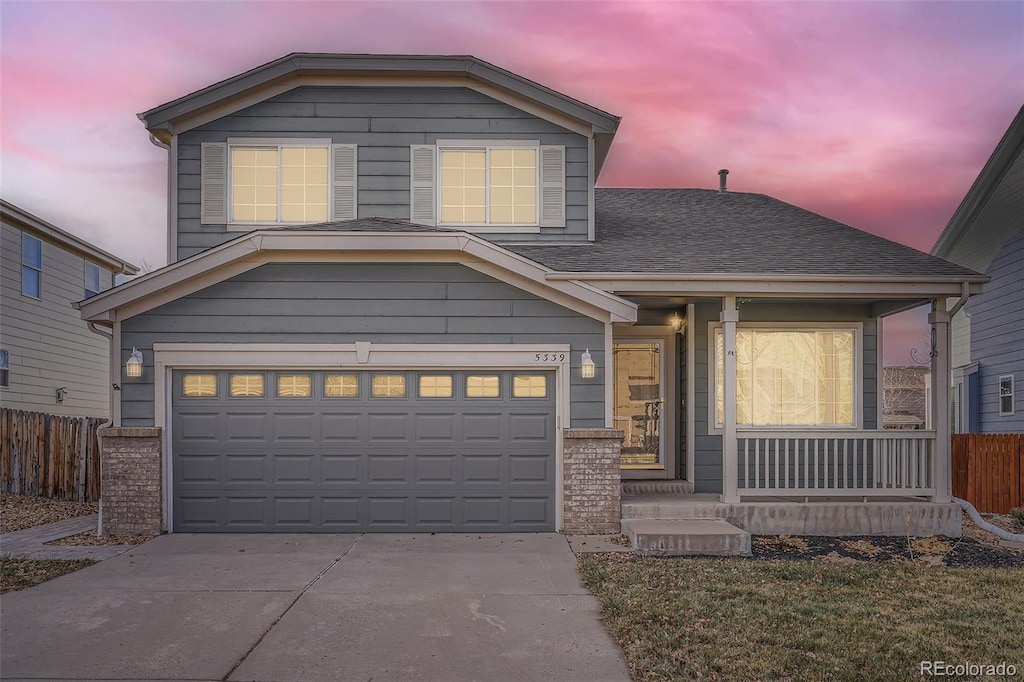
[0,558,95,593]
[0,492,97,533]
[578,554,1024,681]
[46,532,156,547]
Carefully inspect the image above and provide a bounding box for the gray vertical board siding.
[0,221,113,418]
[120,263,604,428]
[690,301,880,493]
[967,230,1024,432]
[176,87,590,261]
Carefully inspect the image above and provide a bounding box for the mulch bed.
[0,492,97,534]
[46,532,157,547]
[752,533,1023,568]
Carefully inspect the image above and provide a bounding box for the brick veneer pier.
[98,427,163,536]
[562,428,624,535]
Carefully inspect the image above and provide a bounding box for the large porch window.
[714,326,857,428]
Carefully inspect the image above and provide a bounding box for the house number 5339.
[535,353,566,362]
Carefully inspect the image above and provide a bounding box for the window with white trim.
[0,349,9,389]
[200,140,356,226]
[439,147,537,225]
[999,375,1015,416]
[409,142,564,228]
[230,145,328,223]
[714,327,857,427]
[84,262,102,299]
[21,233,42,298]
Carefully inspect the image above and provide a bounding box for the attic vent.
[718,169,729,193]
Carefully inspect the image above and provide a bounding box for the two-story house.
[932,104,1023,434]
[78,54,985,540]
[1,200,137,418]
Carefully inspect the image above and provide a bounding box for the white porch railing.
[736,431,936,497]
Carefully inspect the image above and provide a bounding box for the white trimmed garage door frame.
[154,342,572,532]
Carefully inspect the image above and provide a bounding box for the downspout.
[86,320,115,536]
[948,281,972,318]
[954,497,1024,544]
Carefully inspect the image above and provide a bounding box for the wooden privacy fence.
[952,434,1024,514]
[0,408,105,502]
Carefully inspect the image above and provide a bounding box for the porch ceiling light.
[126,348,144,378]
[581,349,596,379]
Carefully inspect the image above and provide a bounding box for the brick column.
[99,427,163,535]
[562,428,624,535]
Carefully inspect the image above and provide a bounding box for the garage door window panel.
[513,375,547,398]
[467,375,501,398]
[325,373,359,398]
[277,374,312,398]
[372,374,407,398]
[182,374,218,398]
[230,373,266,398]
[419,375,454,398]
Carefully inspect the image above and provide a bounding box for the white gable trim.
[77,230,637,325]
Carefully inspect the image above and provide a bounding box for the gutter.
[85,320,116,538]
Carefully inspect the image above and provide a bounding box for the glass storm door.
[613,341,664,469]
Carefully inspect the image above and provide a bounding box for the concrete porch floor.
[622,493,962,537]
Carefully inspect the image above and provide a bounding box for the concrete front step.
[621,518,752,556]
[620,480,694,496]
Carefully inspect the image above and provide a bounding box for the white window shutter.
[539,145,566,227]
[410,145,436,225]
[331,144,358,221]
[200,142,228,224]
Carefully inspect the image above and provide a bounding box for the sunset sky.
[2,0,1022,363]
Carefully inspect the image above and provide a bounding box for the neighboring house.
[932,105,1023,434]
[1,200,138,418]
[78,54,985,536]
[882,366,930,430]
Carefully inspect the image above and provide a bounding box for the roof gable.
[932,104,1024,264]
[139,53,621,174]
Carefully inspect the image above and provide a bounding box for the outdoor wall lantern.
[126,348,144,378]
[581,349,596,379]
[670,313,683,332]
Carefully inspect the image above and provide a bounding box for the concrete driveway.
[0,533,630,681]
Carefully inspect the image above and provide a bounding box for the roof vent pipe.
[718,169,729,193]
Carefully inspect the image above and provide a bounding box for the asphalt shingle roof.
[507,189,982,278]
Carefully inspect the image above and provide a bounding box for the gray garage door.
[171,369,555,532]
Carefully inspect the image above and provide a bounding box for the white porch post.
[929,302,953,503]
[721,296,740,503]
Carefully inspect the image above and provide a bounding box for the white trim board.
[77,230,638,325]
[153,343,573,533]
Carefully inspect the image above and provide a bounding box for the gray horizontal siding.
[968,229,1024,432]
[690,301,880,493]
[0,221,114,418]
[176,86,590,261]
[120,263,604,428]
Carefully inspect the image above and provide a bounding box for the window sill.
[436,224,542,234]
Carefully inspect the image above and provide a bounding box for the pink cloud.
[2,0,1021,364]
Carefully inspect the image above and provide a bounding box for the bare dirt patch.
[0,492,97,534]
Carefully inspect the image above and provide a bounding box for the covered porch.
[601,283,973,512]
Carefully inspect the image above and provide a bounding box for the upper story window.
[713,326,859,428]
[21,233,42,298]
[200,140,356,227]
[439,147,537,225]
[230,145,328,224]
[410,142,564,230]
[84,262,102,298]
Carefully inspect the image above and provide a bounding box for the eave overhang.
[76,231,638,325]
[544,271,988,299]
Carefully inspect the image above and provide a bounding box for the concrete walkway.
[0,533,630,681]
[0,515,137,560]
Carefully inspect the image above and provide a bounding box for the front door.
[613,341,664,470]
